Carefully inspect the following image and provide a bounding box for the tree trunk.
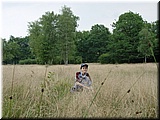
[65,34,68,65]
[144,55,147,63]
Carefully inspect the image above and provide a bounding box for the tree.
[13,36,33,60]
[137,27,153,63]
[2,36,21,64]
[75,30,90,63]
[150,20,159,62]
[28,6,79,64]
[87,24,111,62]
[2,36,33,64]
[139,21,159,63]
[75,24,111,63]
[28,20,43,63]
[28,11,59,64]
[57,5,79,64]
[2,39,14,64]
[28,6,79,65]
[110,11,144,63]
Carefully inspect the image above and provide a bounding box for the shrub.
[98,53,111,64]
[75,56,82,64]
[19,59,37,64]
[69,56,82,64]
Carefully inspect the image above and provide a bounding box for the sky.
[0,0,159,40]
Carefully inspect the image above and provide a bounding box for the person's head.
[80,63,88,74]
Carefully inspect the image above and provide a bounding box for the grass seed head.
[101,82,104,85]
[127,89,131,93]
[9,96,12,100]
[41,88,44,92]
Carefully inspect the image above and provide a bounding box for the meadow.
[2,63,158,118]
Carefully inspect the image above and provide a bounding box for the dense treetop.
[2,6,159,64]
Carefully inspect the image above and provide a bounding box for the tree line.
[2,6,159,65]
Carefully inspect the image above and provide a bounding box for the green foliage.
[87,24,111,62]
[2,8,158,64]
[28,6,79,65]
[2,39,14,64]
[57,5,79,65]
[75,24,111,63]
[75,56,82,64]
[137,28,152,62]
[150,20,159,62]
[98,53,111,64]
[68,55,82,64]
[28,12,59,64]
[137,21,159,63]
[75,31,90,63]
[110,11,144,63]
[19,59,37,64]
[2,36,33,64]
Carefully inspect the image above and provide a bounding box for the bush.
[19,59,37,64]
[69,56,82,64]
[75,56,82,64]
[98,53,111,64]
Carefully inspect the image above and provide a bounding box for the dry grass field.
[2,63,158,118]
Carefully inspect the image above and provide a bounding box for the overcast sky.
[0,0,158,40]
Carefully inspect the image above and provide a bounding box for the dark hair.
[80,63,88,69]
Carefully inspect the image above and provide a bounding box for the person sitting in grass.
[71,63,93,92]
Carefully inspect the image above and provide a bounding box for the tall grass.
[2,63,158,118]
[82,68,112,118]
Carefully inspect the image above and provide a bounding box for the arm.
[75,72,81,82]
[75,72,79,82]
